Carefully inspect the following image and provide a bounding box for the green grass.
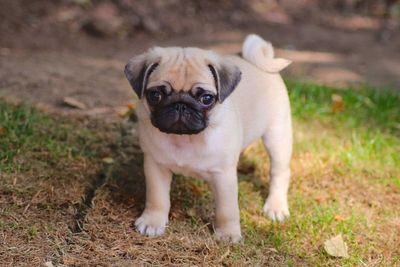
[288,82,399,185]
[0,101,104,173]
[288,82,400,134]
[0,82,399,265]
[235,82,400,265]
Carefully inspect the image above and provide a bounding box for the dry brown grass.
[1,84,399,266]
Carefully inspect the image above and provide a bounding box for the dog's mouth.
[159,121,204,135]
[151,102,207,135]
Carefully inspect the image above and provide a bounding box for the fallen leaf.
[324,234,349,258]
[0,127,5,136]
[334,214,346,221]
[328,187,337,194]
[331,94,344,113]
[190,184,204,196]
[315,194,328,203]
[279,223,287,230]
[116,104,138,121]
[63,97,87,110]
[126,102,136,109]
[102,157,114,164]
[115,106,130,117]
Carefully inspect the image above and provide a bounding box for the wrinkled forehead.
[147,48,216,93]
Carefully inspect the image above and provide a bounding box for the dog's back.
[220,34,292,148]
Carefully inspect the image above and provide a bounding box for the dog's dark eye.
[147,90,163,105]
[199,94,215,106]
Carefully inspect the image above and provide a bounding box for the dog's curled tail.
[242,34,292,73]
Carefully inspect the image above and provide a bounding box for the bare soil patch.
[1,0,399,119]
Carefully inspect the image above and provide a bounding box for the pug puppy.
[124,34,292,242]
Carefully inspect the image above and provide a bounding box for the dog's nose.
[175,103,187,113]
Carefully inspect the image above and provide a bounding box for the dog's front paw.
[263,194,289,221]
[135,211,168,237]
[214,225,242,243]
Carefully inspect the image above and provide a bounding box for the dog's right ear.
[124,55,159,98]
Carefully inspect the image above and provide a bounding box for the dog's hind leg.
[261,111,292,221]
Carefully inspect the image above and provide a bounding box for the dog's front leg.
[135,155,172,237]
[208,168,242,243]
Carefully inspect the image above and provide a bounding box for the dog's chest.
[143,133,223,178]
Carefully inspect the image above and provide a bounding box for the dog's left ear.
[208,64,242,103]
[124,55,159,98]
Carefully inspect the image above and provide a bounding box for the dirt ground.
[1,1,399,119]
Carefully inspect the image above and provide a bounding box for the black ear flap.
[208,64,241,103]
[124,55,159,98]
